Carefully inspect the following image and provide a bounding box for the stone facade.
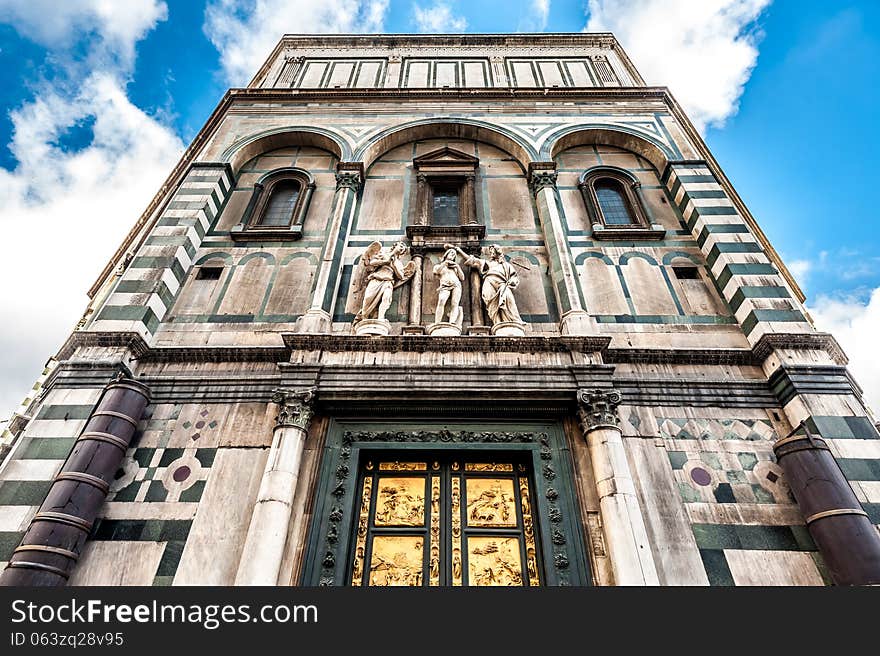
[1,34,878,587]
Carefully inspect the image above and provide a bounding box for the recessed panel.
[368,536,425,586]
[466,478,517,527]
[467,537,523,586]
[374,476,426,526]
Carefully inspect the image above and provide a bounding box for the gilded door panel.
[368,536,425,586]
[351,456,540,586]
[466,478,517,527]
[468,537,524,586]
[374,477,426,526]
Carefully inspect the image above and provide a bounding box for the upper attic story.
[249,33,645,90]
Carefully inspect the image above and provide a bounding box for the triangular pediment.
[413,146,479,168]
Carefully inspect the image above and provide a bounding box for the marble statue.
[446,243,523,332]
[432,247,465,326]
[354,241,416,325]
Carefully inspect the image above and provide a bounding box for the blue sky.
[0,0,878,420]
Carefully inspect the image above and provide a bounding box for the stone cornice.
[57,331,150,361]
[280,333,611,354]
[59,330,842,368]
[227,86,672,105]
[605,348,758,366]
[751,332,847,365]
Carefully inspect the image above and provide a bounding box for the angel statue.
[445,243,524,332]
[353,241,417,324]
[432,247,465,326]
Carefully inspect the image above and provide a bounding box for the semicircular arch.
[541,124,677,172]
[220,126,350,175]
[354,118,537,172]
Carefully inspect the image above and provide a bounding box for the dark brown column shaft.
[774,428,880,586]
[0,378,150,586]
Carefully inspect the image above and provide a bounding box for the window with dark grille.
[196,266,223,280]
[595,179,635,225]
[260,180,301,226]
[673,266,699,280]
[431,184,460,226]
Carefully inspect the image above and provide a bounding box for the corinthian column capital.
[527,161,558,195]
[335,162,364,193]
[272,387,317,430]
[577,388,622,432]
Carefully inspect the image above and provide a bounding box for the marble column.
[1,376,151,586]
[235,388,316,586]
[298,163,363,334]
[774,423,880,585]
[528,162,594,335]
[577,389,659,586]
[760,340,880,585]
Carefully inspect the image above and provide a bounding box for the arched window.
[578,166,664,240]
[231,167,314,241]
[259,179,301,226]
[594,178,635,225]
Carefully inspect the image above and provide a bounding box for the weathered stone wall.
[2,35,877,587]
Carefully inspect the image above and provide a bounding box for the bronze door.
[349,456,542,586]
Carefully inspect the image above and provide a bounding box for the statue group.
[353,240,525,336]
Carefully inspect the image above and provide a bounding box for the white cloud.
[519,0,551,32]
[412,2,467,33]
[0,0,167,67]
[809,289,880,416]
[204,0,391,85]
[787,259,811,286]
[0,3,181,421]
[585,0,771,131]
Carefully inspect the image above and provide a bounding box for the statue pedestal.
[559,310,597,336]
[427,322,461,337]
[296,308,332,334]
[353,319,391,336]
[490,321,527,337]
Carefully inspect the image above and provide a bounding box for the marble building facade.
[1,34,879,587]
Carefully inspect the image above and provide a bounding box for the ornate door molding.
[302,421,591,586]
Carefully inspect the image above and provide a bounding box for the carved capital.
[335,170,363,192]
[272,387,317,431]
[577,388,622,432]
[528,167,558,195]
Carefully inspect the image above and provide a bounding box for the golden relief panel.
[467,537,524,586]
[429,476,440,586]
[350,476,374,586]
[466,478,517,527]
[374,477,425,527]
[368,536,424,586]
[379,461,427,471]
[451,475,462,586]
[519,477,540,586]
[465,463,513,472]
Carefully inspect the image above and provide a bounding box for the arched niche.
[541,125,675,173]
[355,119,536,173]
[221,127,350,176]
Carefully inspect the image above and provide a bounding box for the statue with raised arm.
[353,241,416,335]
[432,247,465,327]
[445,243,526,336]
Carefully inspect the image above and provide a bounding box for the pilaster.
[577,388,659,585]
[235,388,316,586]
